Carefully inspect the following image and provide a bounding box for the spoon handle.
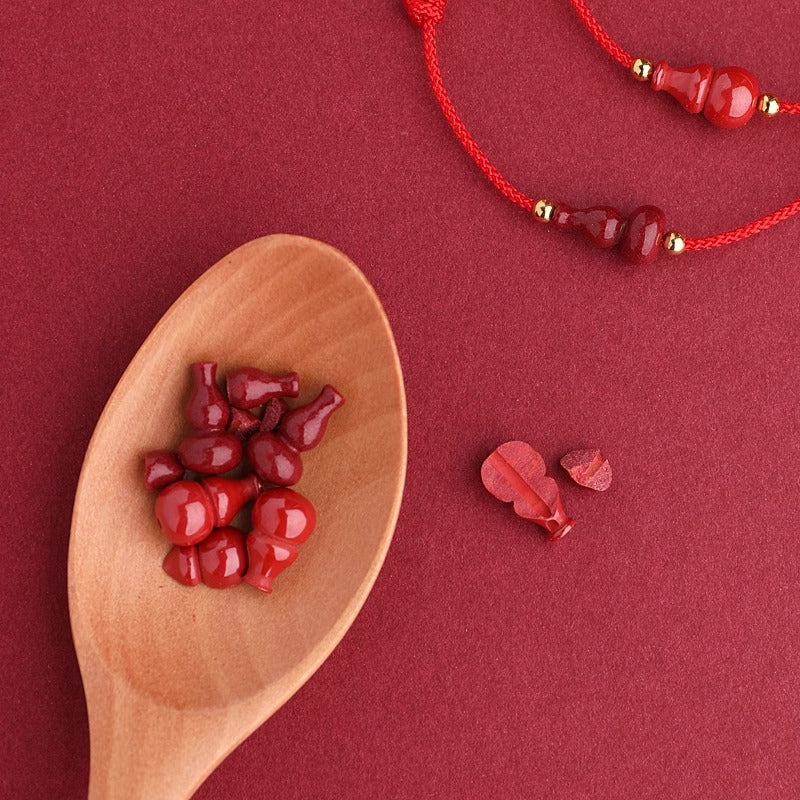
[85,667,243,799]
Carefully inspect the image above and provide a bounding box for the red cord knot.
[403,0,446,27]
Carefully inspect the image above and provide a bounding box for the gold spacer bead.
[758,94,780,117]
[631,57,653,82]
[663,231,686,255]
[533,199,555,223]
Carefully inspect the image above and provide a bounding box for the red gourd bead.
[260,398,286,432]
[155,480,215,546]
[178,432,242,474]
[552,204,625,248]
[243,533,299,594]
[620,205,665,265]
[252,488,317,543]
[186,362,230,431]
[703,67,758,128]
[279,385,345,451]
[162,544,201,586]
[144,450,184,490]
[201,474,262,527]
[227,407,261,439]
[651,62,714,114]
[246,432,304,486]
[226,368,300,409]
[197,527,247,588]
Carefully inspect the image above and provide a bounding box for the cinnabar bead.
[201,474,262,527]
[144,450,184,490]
[260,398,286,432]
[651,62,714,114]
[252,488,316,543]
[155,480,215,546]
[198,527,247,588]
[246,432,303,486]
[280,385,345,451]
[226,368,300,409]
[227,407,261,439]
[178,432,242,474]
[162,544,201,586]
[185,362,230,431]
[552,204,625,248]
[703,66,758,128]
[244,533,299,594]
[619,205,665,265]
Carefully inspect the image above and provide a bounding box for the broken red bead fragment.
[227,406,262,439]
[260,397,286,432]
[560,449,612,492]
[481,441,575,540]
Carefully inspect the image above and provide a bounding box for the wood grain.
[68,235,407,799]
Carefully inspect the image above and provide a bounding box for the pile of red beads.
[144,362,344,593]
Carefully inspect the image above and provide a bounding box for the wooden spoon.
[68,235,407,799]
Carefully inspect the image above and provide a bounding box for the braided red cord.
[406,0,800,251]
[420,18,535,212]
[567,0,633,68]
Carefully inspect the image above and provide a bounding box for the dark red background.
[3,1,800,797]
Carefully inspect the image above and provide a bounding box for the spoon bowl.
[68,235,407,799]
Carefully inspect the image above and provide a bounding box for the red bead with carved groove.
[185,361,230,431]
[651,62,713,114]
[552,204,625,248]
[178,432,242,474]
[703,67,758,128]
[198,527,247,588]
[144,450,184,490]
[619,205,665,265]
[226,368,300,409]
[162,544,201,586]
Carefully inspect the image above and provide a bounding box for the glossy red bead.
[246,432,303,486]
[144,450,184,490]
[197,527,247,588]
[619,205,665,265]
[703,66,758,128]
[651,62,714,114]
[252,488,316,543]
[178,432,242,474]
[154,480,215,546]
[162,544,201,586]
[201,474,262,527]
[226,367,300,409]
[280,385,345,451]
[185,361,230,431]
[227,406,261,439]
[552,204,625,248]
[243,533,299,594]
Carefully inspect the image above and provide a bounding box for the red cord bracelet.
[403,0,800,261]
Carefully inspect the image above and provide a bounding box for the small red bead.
[162,545,201,586]
[185,362,230,431]
[252,488,316,543]
[144,450,184,490]
[651,62,714,114]
[552,204,625,248]
[198,527,247,588]
[246,432,304,486]
[178,432,243,474]
[226,368,300,409]
[279,385,345,451]
[154,480,215,546]
[243,533,299,594]
[201,474,262,527]
[703,67,758,128]
[620,205,665,265]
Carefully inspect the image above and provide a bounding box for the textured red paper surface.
[3,1,800,797]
